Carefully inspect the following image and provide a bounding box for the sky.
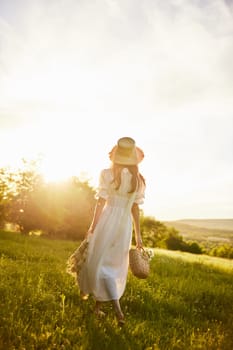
[0,0,233,220]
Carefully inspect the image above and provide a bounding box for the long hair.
[111,163,145,193]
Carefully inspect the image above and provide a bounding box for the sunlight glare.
[34,117,105,184]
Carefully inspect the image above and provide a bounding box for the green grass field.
[0,230,233,350]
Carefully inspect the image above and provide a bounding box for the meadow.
[0,230,233,350]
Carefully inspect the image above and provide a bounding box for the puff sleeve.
[95,169,111,200]
[134,181,146,205]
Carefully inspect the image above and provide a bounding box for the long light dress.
[78,167,145,301]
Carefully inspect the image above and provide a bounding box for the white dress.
[78,167,145,301]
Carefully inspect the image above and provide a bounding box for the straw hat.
[109,137,144,165]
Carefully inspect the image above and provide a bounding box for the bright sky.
[0,0,233,220]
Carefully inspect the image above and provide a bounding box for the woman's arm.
[131,202,143,248]
[86,197,106,235]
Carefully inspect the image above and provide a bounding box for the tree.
[0,159,97,238]
[187,241,203,254]
[210,244,233,259]
[139,215,170,247]
[0,167,20,228]
[7,159,44,233]
[162,229,186,251]
[43,177,96,239]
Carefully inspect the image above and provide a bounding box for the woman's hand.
[136,237,143,249]
[85,198,106,238]
[131,203,143,249]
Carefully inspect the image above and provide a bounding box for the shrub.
[210,244,233,259]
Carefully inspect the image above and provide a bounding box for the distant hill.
[173,219,233,231]
[163,219,233,244]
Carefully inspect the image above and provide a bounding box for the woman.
[76,137,145,325]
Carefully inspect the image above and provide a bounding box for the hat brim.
[109,145,144,165]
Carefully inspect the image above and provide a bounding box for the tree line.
[0,160,96,239]
[0,160,232,258]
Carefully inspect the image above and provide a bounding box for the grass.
[0,230,233,350]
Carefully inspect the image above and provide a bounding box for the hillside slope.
[174,219,233,231]
[163,219,233,243]
[1,230,233,350]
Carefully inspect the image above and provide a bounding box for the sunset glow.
[1,0,233,220]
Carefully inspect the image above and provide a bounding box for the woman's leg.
[94,301,106,317]
[95,300,102,312]
[112,299,125,324]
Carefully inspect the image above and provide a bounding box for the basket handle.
[136,246,150,258]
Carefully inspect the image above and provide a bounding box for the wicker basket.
[129,248,150,279]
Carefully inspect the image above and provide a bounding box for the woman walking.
[73,137,145,325]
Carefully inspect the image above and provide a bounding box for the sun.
[36,120,83,182]
[34,118,102,185]
[1,113,107,187]
[1,118,84,183]
[40,154,76,183]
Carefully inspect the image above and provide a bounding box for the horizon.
[1,158,232,222]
